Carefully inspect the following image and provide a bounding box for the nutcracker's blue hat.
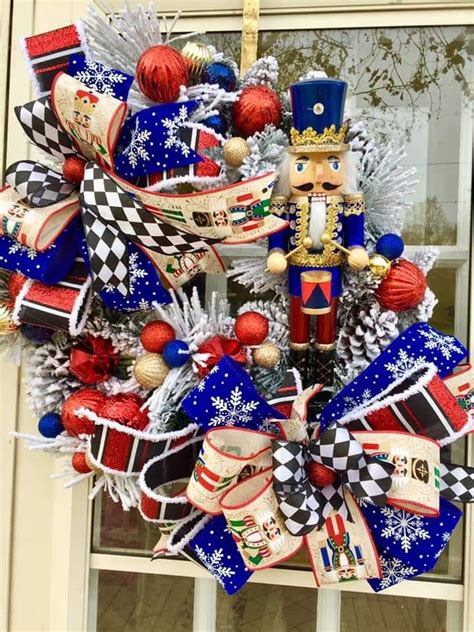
[288,76,349,153]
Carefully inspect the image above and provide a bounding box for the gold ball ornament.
[266,251,288,274]
[133,353,169,389]
[222,137,251,168]
[368,253,392,279]
[0,302,18,335]
[181,41,213,74]
[253,342,281,369]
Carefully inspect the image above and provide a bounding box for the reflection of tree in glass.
[403,196,457,245]
[259,27,471,124]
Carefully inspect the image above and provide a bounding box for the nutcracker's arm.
[342,192,365,249]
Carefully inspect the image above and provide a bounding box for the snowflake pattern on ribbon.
[162,105,194,158]
[188,514,252,595]
[379,506,430,553]
[377,556,418,590]
[194,546,236,588]
[122,120,152,169]
[67,54,133,101]
[8,242,37,260]
[182,356,283,433]
[104,251,147,295]
[209,386,259,427]
[115,101,202,180]
[419,327,463,361]
[384,349,428,380]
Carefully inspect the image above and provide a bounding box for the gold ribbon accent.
[240,0,260,75]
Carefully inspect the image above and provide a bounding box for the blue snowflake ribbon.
[114,101,203,180]
[320,323,467,431]
[362,497,462,591]
[181,356,284,432]
[67,54,134,101]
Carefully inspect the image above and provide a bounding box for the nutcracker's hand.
[266,250,288,274]
[347,247,369,271]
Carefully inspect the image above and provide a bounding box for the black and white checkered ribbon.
[5,160,76,207]
[80,162,220,295]
[14,96,78,162]
[272,426,394,536]
[439,463,474,503]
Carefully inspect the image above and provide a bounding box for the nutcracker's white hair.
[274,149,358,197]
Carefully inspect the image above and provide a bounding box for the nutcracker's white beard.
[274,150,358,197]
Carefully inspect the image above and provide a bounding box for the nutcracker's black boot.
[313,344,336,387]
[289,343,310,387]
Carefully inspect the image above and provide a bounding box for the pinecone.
[26,342,81,416]
[337,302,399,383]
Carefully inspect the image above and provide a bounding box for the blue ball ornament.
[163,339,190,368]
[38,412,64,438]
[203,114,227,136]
[375,233,405,261]
[202,62,236,91]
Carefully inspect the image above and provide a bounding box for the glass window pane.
[258,26,473,246]
[216,583,318,631]
[341,593,462,632]
[93,570,194,632]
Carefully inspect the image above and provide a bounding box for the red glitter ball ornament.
[376,259,427,312]
[63,156,87,183]
[234,311,269,346]
[234,85,281,138]
[8,272,27,301]
[136,45,189,102]
[98,393,149,431]
[61,388,106,437]
[307,462,337,488]
[71,451,92,474]
[140,320,176,353]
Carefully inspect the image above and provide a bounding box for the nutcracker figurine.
[267,75,368,385]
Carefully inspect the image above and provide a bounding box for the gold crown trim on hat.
[290,122,349,149]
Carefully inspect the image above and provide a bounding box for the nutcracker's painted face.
[289,151,345,196]
[262,517,282,541]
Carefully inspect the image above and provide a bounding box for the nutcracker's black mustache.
[294,182,341,192]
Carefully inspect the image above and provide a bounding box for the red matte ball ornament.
[61,388,106,437]
[376,259,427,312]
[63,156,87,183]
[72,451,92,474]
[234,311,269,346]
[98,393,149,431]
[234,85,282,138]
[136,45,189,102]
[307,461,337,487]
[140,320,176,353]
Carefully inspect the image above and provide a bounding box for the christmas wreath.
[2,1,472,595]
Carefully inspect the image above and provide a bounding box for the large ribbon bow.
[272,425,395,536]
[3,59,285,295]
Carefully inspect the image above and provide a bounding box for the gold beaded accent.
[289,122,349,152]
[289,341,310,351]
[343,193,365,216]
[289,197,342,267]
[315,342,336,352]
